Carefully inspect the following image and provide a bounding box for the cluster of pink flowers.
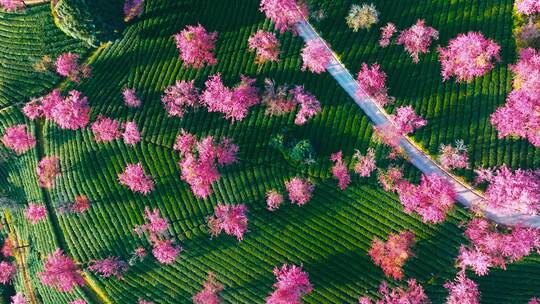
[289,85,321,125]
[438,140,469,170]
[208,204,248,241]
[285,177,314,206]
[122,88,142,108]
[368,231,415,280]
[356,63,394,107]
[396,20,439,63]
[118,163,155,195]
[0,0,25,12]
[330,151,351,190]
[444,271,480,304]
[248,30,281,64]
[37,156,61,189]
[134,207,169,237]
[490,48,539,147]
[358,279,430,304]
[266,264,312,304]
[134,207,181,264]
[301,40,332,74]
[516,0,540,15]
[10,293,27,304]
[122,121,141,145]
[476,165,540,216]
[38,249,85,292]
[261,79,297,116]
[457,218,540,276]
[175,130,238,198]
[24,203,47,224]
[266,189,284,211]
[23,90,90,130]
[151,239,181,264]
[55,53,91,83]
[174,24,218,68]
[70,300,87,304]
[396,173,456,223]
[88,257,129,279]
[437,32,501,82]
[379,23,396,47]
[389,106,427,135]
[193,272,224,304]
[377,166,404,192]
[91,116,141,145]
[0,260,16,284]
[259,0,308,34]
[123,0,144,22]
[1,124,36,155]
[353,148,376,177]
[372,124,402,158]
[161,80,200,118]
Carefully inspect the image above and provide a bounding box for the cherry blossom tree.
[50,90,91,130]
[55,53,91,83]
[248,30,281,64]
[516,0,540,15]
[389,106,427,135]
[192,272,224,304]
[91,116,122,143]
[39,249,85,292]
[438,140,469,170]
[379,23,396,47]
[10,293,27,304]
[22,98,43,120]
[437,32,501,82]
[24,203,47,224]
[124,0,144,22]
[368,231,415,280]
[0,0,24,12]
[285,177,314,206]
[346,3,379,32]
[261,79,297,116]
[356,63,394,107]
[173,24,218,68]
[301,40,332,74]
[134,207,169,238]
[444,271,480,304]
[353,148,376,177]
[530,298,540,304]
[266,189,284,211]
[396,20,439,63]
[88,257,128,279]
[208,204,248,241]
[70,300,87,304]
[122,121,141,146]
[1,124,36,155]
[289,85,321,125]
[372,124,402,158]
[162,80,200,118]
[37,156,61,189]
[396,173,456,224]
[122,88,141,108]
[330,151,351,190]
[358,279,430,304]
[151,239,181,264]
[118,163,155,195]
[377,167,404,192]
[0,261,16,284]
[266,264,312,304]
[259,0,308,34]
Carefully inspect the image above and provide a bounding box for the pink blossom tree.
[266,189,284,211]
[358,279,430,304]
[123,0,144,22]
[50,90,91,130]
[377,166,404,192]
[0,0,24,12]
[38,249,85,292]
[444,271,480,304]
[530,298,540,304]
[259,0,308,34]
[55,53,91,83]
[173,24,218,68]
[91,116,122,143]
[372,124,402,158]
[24,203,47,224]
[289,85,321,125]
[396,20,439,63]
[266,264,312,304]
[134,207,169,238]
[118,163,155,195]
[356,63,394,107]
[207,204,248,241]
[368,231,415,280]
[353,148,376,177]
[516,0,540,15]
[151,239,181,264]
[261,79,297,116]
[37,156,60,189]
[438,140,469,170]
[1,124,36,155]
[87,257,128,279]
[248,30,281,64]
[389,106,427,135]
[70,300,87,304]
[379,23,396,47]
[301,40,332,74]
[122,121,141,145]
[161,80,200,118]
[192,272,224,304]
[0,261,16,284]
[330,151,351,190]
[437,32,501,82]
[122,88,142,108]
[285,177,314,206]
[10,293,27,304]
[396,173,456,223]
[22,98,43,120]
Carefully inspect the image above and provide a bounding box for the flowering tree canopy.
[0,0,24,12]
[70,300,87,304]
[377,166,404,192]
[260,0,308,34]
[192,272,224,304]
[358,279,430,304]
[396,20,439,63]
[438,140,469,170]
[1,124,36,155]
[173,24,218,68]
[161,80,200,118]
[134,207,169,238]
[301,40,332,74]
[438,32,501,82]
[38,249,85,292]
[368,231,415,280]
[444,271,480,304]
[516,0,540,15]
[389,106,427,135]
[152,239,181,264]
[261,79,297,116]
[266,264,312,304]
[37,156,61,189]
[10,293,27,304]
[396,173,456,224]
[24,203,47,224]
[356,63,394,107]
[285,177,314,206]
[353,148,376,177]
[379,23,396,47]
[208,204,248,241]
[346,3,379,32]
[266,189,284,211]
[118,163,155,195]
[122,88,142,108]
[88,257,128,279]
[91,116,122,143]
[248,30,281,64]
[372,124,402,158]
[0,261,16,284]
[330,151,351,190]
[29,90,91,130]
[289,85,321,125]
[55,53,91,83]
[122,121,141,146]
[124,0,144,22]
